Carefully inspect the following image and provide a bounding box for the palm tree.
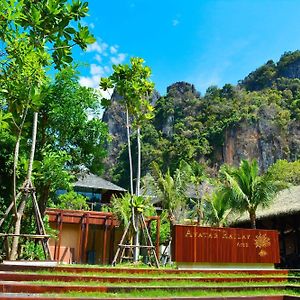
[151,162,188,225]
[220,159,280,229]
[205,189,232,228]
[188,161,207,225]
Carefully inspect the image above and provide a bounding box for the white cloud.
[79,63,109,89]
[172,19,179,26]
[90,64,104,76]
[86,41,108,54]
[79,75,101,89]
[80,38,128,89]
[110,46,118,54]
[111,53,127,65]
[94,54,102,63]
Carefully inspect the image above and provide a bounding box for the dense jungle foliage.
[110,51,300,188]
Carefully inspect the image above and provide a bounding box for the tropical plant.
[110,193,154,226]
[267,159,300,186]
[187,161,207,225]
[55,191,89,211]
[204,189,232,227]
[220,159,281,229]
[150,162,189,225]
[100,57,154,262]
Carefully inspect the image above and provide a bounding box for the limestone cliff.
[222,105,300,171]
[102,90,160,178]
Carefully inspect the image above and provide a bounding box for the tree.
[0,0,95,260]
[205,189,232,228]
[55,191,89,211]
[186,161,207,225]
[220,159,281,229]
[100,58,154,262]
[100,57,154,196]
[150,162,189,226]
[267,159,300,186]
[36,67,108,214]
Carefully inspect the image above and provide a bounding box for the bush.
[56,190,89,210]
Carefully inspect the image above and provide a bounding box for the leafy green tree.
[220,159,281,229]
[55,191,89,211]
[267,159,300,186]
[34,148,74,214]
[0,0,95,260]
[35,67,108,213]
[100,58,154,262]
[100,57,154,196]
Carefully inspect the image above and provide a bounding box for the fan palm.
[220,159,280,229]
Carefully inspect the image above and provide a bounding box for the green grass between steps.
[28,279,289,287]
[30,269,288,278]
[49,289,300,298]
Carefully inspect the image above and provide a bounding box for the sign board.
[172,225,280,264]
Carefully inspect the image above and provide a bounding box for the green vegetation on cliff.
[107,52,300,188]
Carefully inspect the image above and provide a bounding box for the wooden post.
[83,213,90,263]
[102,217,108,265]
[156,216,160,259]
[53,212,59,260]
[109,219,115,264]
[56,212,63,262]
[78,215,84,263]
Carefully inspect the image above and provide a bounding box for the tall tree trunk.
[38,183,50,216]
[249,209,256,229]
[9,198,26,260]
[125,107,138,260]
[135,126,141,196]
[126,108,134,196]
[133,210,139,263]
[133,124,141,263]
[27,112,38,180]
[12,107,29,216]
[10,112,39,260]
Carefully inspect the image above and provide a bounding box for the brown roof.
[74,173,126,192]
[231,185,300,224]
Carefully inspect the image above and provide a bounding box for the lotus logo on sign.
[255,233,271,257]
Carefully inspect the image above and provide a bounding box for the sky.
[77,0,300,96]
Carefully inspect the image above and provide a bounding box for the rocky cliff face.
[102,90,160,178]
[222,105,300,171]
[102,53,300,178]
[278,55,300,79]
[155,82,200,137]
[102,92,127,177]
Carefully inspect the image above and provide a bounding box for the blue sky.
[77,0,300,95]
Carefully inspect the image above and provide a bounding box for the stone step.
[0,272,290,284]
[0,294,299,300]
[0,280,292,294]
[0,264,289,276]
